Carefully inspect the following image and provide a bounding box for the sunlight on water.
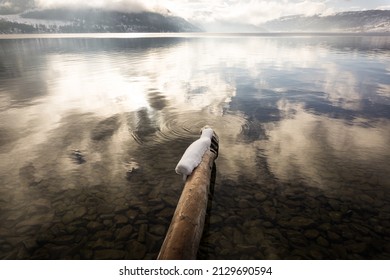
[0,34,389,259]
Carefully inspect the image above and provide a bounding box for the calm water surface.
[0,34,389,259]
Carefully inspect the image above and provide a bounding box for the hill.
[260,10,390,33]
[0,7,202,33]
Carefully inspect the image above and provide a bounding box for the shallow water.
[0,34,389,259]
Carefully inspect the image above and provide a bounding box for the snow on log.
[175,127,214,181]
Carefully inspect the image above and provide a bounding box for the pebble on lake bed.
[70,149,86,164]
[124,161,140,180]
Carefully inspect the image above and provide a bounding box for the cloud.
[162,0,390,31]
[0,1,12,9]
[220,0,331,25]
[377,5,390,10]
[20,0,390,31]
[327,0,390,10]
[34,0,162,13]
[164,0,335,30]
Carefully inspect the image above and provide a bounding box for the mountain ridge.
[0,8,389,33]
[260,10,390,33]
[0,7,202,33]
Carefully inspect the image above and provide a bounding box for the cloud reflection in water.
[263,100,390,188]
[0,36,389,192]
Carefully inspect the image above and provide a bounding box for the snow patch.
[175,127,213,181]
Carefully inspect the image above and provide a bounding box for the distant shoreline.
[0,32,389,40]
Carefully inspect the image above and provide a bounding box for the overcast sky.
[29,0,390,27]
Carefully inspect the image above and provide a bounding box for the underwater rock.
[19,163,38,187]
[347,243,367,254]
[51,235,75,246]
[124,161,140,180]
[116,225,133,241]
[127,240,146,259]
[149,224,166,236]
[329,211,343,222]
[91,115,120,141]
[309,248,324,259]
[94,249,125,260]
[70,149,86,164]
[145,233,162,252]
[126,209,138,220]
[22,239,38,252]
[327,231,342,242]
[137,224,148,243]
[114,215,128,225]
[232,229,245,244]
[316,236,330,247]
[254,191,267,202]
[209,215,223,225]
[91,239,116,250]
[92,231,113,241]
[288,217,315,228]
[61,212,74,224]
[87,222,104,232]
[225,215,243,225]
[74,207,87,219]
[304,229,320,239]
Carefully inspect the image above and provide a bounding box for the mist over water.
[0,34,389,259]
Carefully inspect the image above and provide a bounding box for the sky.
[165,0,390,24]
[3,0,390,28]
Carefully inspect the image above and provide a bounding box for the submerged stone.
[289,217,315,228]
[137,224,148,243]
[87,222,104,232]
[116,225,134,240]
[70,149,86,164]
[304,229,320,239]
[91,115,120,141]
[347,242,367,254]
[94,249,125,260]
[254,191,267,202]
[316,236,330,247]
[127,240,146,260]
[149,225,166,236]
[114,215,128,225]
[74,207,87,219]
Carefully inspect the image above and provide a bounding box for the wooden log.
[157,134,218,260]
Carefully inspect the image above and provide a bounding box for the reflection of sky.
[262,101,390,187]
[0,35,389,193]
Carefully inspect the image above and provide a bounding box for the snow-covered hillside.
[260,10,390,32]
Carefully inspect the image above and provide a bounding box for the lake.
[0,33,389,260]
